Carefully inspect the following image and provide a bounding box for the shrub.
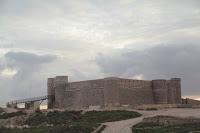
[46,111,82,125]
[25,112,47,126]
[0,111,26,119]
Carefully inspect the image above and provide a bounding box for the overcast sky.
[0,0,200,106]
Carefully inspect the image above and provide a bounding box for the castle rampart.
[47,76,182,109]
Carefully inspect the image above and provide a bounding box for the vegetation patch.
[25,111,47,126]
[132,116,200,133]
[132,123,200,133]
[25,110,83,126]
[25,110,141,127]
[80,110,141,123]
[0,126,94,133]
[46,110,82,125]
[0,110,141,133]
[0,111,26,119]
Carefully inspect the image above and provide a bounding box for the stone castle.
[47,76,182,109]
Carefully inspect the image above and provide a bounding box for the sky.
[0,0,200,106]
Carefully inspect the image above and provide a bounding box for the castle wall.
[104,77,121,107]
[47,76,182,109]
[64,89,82,109]
[80,88,104,108]
[66,79,105,109]
[118,79,154,106]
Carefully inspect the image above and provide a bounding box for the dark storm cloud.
[4,52,56,71]
[5,51,56,62]
[96,44,200,96]
[0,52,57,105]
[1,51,56,79]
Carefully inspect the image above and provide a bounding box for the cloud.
[0,0,200,104]
[96,44,200,96]
[4,51,56,74]
[0,68,17,77]
[0,51,57,105]
[1,0,199,50]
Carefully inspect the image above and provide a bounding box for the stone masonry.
[47,76,182,109]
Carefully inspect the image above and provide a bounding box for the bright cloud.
[0,68,17,77]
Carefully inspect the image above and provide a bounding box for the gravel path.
[102,108,200,133]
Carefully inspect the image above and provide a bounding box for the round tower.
[152,79,168,104]
[54,76,68,108]
[47,78,55,109]
[170,78,181,104]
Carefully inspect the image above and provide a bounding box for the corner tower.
[152,79,168,104]
[47,78,55,109]
[169,78,181,104]
[54,76,68,108]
